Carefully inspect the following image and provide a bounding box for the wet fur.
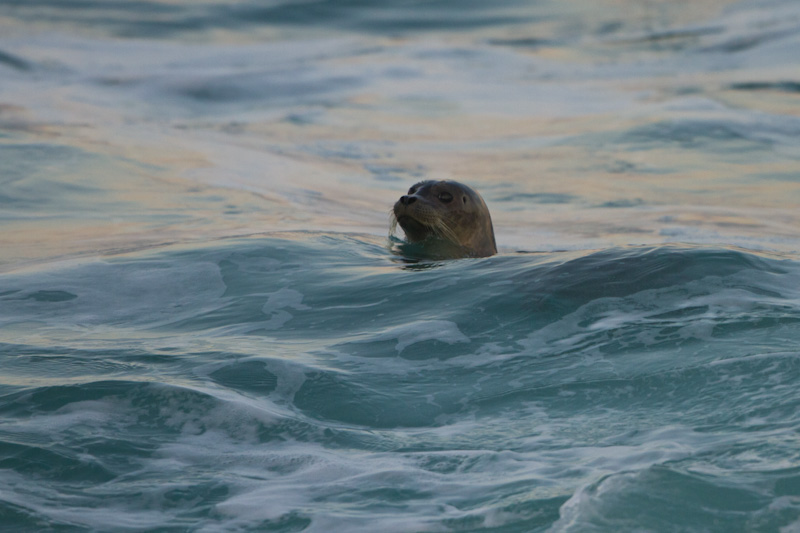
[391,180,496,258]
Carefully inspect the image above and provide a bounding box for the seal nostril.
[401,195,417,206]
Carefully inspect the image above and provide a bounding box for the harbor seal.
[391,180,497,258]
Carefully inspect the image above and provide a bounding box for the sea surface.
[2,0,800,531]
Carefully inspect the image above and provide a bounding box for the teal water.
[2,0,800,531]
[3,237,800,531]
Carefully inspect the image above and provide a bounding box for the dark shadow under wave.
[1,0,533,37]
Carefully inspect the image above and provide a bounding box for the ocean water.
[2,0,800,531]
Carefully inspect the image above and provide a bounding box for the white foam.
[261,288,310,330]
[363,320,471,353]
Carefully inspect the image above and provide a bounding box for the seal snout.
[399,195,417,206]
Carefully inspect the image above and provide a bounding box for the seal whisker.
[388,210,398,237]
[433,217,459,244]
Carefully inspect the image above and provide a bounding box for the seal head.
[392,180,497,258]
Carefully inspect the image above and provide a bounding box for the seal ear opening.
[462,195,467,204]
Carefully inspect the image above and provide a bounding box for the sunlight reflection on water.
[1,0,799,270]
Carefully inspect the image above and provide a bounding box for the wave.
[2,234,800,529]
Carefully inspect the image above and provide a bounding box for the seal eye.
[438,192,453,203]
